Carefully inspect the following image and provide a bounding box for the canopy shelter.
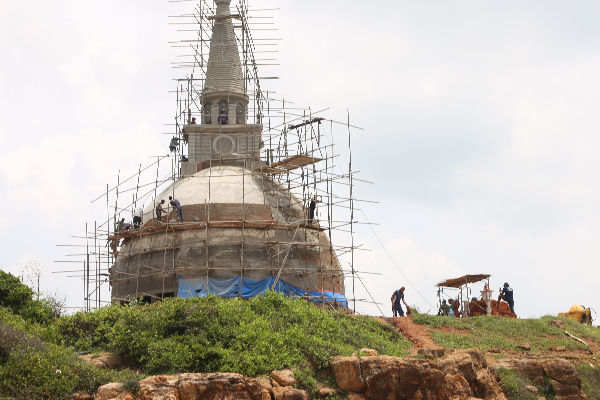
[435,274,491,318]
[436,274,490,288]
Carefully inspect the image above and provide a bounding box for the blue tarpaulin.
[177,275,348,307]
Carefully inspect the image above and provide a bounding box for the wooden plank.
[254,153,322,174]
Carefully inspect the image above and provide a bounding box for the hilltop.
[1,271,600,399]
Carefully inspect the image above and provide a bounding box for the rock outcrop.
[332,349,587,400]
[88,372,308,400]
[487,356,588,400]
[79,352,124,370]
[77,350,588,400]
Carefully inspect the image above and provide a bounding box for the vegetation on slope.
[0,271,138,400]
[412,313,600,353]
[53,292,411,375]
[495,368,555,400]
[0,269,411,399]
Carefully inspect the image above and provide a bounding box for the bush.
[54,292,411,377]
[0,320,139,400]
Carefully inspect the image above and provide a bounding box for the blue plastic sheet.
[177,275,347,307]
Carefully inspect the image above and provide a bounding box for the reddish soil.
[388,317,443,355]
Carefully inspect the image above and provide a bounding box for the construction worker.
[308,195,321,223]
[450,298,460,318]
[116,218,125,233]
[169,196,184,222]
[391,286,408,317]
[156,200,165,223]
[133,207,143,229]
[498,282,515,314]
[438,299,450,316]
[218,110,228,124]
[191,117,197,124]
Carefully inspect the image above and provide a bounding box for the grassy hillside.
[411,313,600,353]
[0,286,411,399]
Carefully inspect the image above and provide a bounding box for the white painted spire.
[204,0,245,96]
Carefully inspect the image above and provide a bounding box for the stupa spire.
[204,0,245,96]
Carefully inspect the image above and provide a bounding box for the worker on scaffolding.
[133,207,143,229]
[218,110,228,125]
[115,218,125,234]
[391,286,408,317]
[169,196,184,223]
[308,195,321,224]
[498,282,515,314]
[191,117,197,124]
[156,200,165,223]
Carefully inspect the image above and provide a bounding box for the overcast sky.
[2,0,600,320]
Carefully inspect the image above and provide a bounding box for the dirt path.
[389,317,444,355]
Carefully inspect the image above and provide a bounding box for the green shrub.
[54,292,411,377]
[0,321,139,400]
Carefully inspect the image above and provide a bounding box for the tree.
[0,270,35,312]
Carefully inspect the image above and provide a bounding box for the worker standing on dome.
[156,200,165,223]
[498,282,515,314]
[391,286,408,317]
[308,195,321,224]
[169,196,184,223]
[133,207,143,229]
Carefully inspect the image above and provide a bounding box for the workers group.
[114,196,185,237]
[155,196,184,224]
[390,282,514,318]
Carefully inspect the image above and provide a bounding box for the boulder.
[552,320,566,329]
[178,373,253,400]
[360,355,447,400]
[138,375,179,400]
[347,393,366,400]
[79,353,123,370]
[418,348,446,358]
[437,350,488,388]
[330,356,366,393]
[316,387,338,398]
[251,376,272,400]
[71,393,93,400]
[542,358,588,400]
[270,369,297,387]
[360,348,378,357]
[550,346,567,352]
[271,387,309,400]
[256,377,272,391]
[95,383,124,400]
[444,373,473,398]
[115,392,134,400]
